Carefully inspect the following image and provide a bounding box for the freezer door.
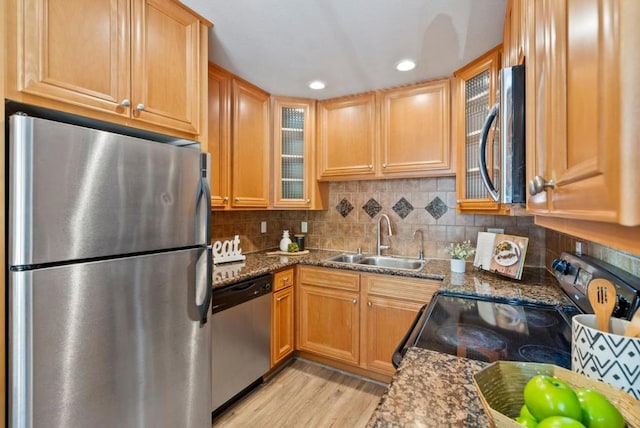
[9,248,211,428]
[9,115,208,266]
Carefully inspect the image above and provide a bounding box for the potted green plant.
[444,240,476,273]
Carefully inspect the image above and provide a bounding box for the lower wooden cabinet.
[296,267,360,364]
[271,286,295,367]
[271,268,295,367]
[360,274,440,375]
[295,266,439,376]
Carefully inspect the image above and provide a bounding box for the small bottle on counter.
[279,230,292,251]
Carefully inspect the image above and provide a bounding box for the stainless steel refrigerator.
[8,114,212,427]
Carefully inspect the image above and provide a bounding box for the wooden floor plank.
[213,359,387,427]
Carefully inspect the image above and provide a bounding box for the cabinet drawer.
[362,273,440,302]
[273,268,295,292]
[297,266,360,291]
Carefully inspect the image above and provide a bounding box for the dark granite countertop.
[212,249,571,427]
[212,249,571,308]
[367,348,490,428]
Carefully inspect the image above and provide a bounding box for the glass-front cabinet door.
[272,97,316,208]
[454,46,509,214]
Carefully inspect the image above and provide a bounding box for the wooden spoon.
[587,278,617,333]
[624,309,640,338]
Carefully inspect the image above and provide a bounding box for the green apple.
[575,388,625,428]
[516,415,538,427]
[537,416,586,428]
[523,375,583,422]
[520,404,537,420]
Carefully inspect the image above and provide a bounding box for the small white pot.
[450,258,466,273]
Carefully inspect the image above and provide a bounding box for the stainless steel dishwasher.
[211,273,272,416]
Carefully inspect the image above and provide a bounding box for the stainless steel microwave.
[479,65,526,204]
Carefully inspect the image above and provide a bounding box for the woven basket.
[472,361,640,428]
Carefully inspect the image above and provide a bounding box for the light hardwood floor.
[212,359,387,427]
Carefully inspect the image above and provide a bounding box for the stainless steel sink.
[357,255,425,271]
[325,254,425,271]
[325,253,365,264]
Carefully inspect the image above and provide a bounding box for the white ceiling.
[180,0,507,99]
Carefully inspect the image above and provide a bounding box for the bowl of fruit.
[473,361,640,428]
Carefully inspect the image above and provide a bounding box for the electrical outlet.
[487,228,504,234]
[576,241,583,255]
[261,221,267,233]
[301,221,308,233]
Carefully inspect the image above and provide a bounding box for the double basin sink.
[325,253,425,272]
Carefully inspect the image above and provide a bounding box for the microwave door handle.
[479,103,500,202]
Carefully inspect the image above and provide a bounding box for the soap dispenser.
[279,230,292,251]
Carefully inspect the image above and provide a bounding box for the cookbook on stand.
[474,232,529,280]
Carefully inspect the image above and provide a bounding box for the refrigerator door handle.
[478,102,500,202]
[196,247,212,324]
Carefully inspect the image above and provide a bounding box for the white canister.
[450,259,466,273]
[572,314,640,399]
[279,230,292,251]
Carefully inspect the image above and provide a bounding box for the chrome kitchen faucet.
[376,214,393,256]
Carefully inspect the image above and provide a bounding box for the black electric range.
[393,252,640,369]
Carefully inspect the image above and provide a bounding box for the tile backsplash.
[545,229,640,277]
[212,177,547,267]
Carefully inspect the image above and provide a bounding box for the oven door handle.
[392,302,430,369]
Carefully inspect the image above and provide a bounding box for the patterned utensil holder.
[572,314,640,399]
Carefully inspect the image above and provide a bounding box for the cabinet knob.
[368,165,373,169]
[223,197,229,202]
[382,163,387,169]
[135,103,145,111]
[276,297,282,302]
[282,277,289,283]
[367,301,372,308]
[120,99,131,107]
[529,175,555,196]
[352,299,357,304]
[306,199,311,204]
[235,197,240,202]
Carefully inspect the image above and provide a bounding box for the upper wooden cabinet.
[317,79,453,181]
[503,0,526,67]
[317,93,378,179]
[272,96,327,209]
[5,0,210,139]
[453,46,507,214]
[207,64,231,208]
[379,80,452,176]
[230,79,271,208]
[526,0,640,239]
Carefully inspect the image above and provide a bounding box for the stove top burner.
[436,324,508,353]
[524,310,559,329]
[518,344,571,368]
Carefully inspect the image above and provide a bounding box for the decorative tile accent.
[362,198,382,218]
[426,196,448,220]
[392,197,414,219]
[335,198,354,218]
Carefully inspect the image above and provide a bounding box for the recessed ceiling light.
[396,59,416,71]
[309,80,326,90]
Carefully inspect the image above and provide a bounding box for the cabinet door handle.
[367,301,372,308]
[282,277,289,283]
[276,296,282,302]
[135,103,145,111]
[120,99,131,107]
[352,299,357,304]
[529,176,555,196]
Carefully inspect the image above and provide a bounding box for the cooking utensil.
[624,310,640,338]
[587,278,617,333]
